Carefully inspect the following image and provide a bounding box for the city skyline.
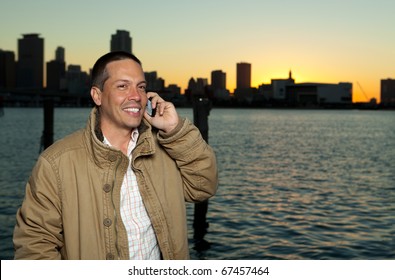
[1,0,394,102]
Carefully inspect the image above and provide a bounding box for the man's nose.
[127,87,141,100]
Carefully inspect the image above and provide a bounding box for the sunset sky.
[1,0,394,102]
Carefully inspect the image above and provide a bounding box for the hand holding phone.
[145,94,179,133]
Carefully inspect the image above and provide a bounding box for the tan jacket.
[13,107,218,260]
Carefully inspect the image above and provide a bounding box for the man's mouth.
[123,107,140,113]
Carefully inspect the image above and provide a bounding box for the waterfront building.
[166,84,181,95]
[55,46,65,62]
[271,70,295,100]
[287,82,352,106]
[66,65,89,94]
[211,70,229,101]
[234,62,253,103]
[196,78,209,95]
[0,50,16,89]
[236,62,251,89]
[46,47,66,91]
[185,77,209,101]
[211,70,226,91]
[145,71,165,91]
[381,78,395,106]
[110,30,132,53]
[17,34,44,89]
[257,83,273,100]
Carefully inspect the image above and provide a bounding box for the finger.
[156,102,163,116]
[158,102,171,116]
[146,92,157,99]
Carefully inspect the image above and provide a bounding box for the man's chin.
[126,119,143,129]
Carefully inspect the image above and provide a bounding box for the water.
[1,108,394,260]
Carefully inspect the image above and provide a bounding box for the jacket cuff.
[158,117,186,139]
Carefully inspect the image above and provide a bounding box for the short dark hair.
[91,51,142,90]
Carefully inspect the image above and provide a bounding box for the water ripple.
[1,108,395,260]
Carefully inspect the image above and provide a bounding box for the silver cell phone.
[146,97,156,117]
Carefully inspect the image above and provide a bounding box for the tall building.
[17,34,44,89]
[166,84,181,95]
[145,71,158,90]
[66,64,89,94]
[211,70,226,91]
[145,71,165,91]
[187,77,208,97]
[46,47,66,91]
[111,30,132,53]
[0,49,16,89]
[236,62,251,89]
[211,70,230,101]
[55,46,65,62]
[381,78,395,106]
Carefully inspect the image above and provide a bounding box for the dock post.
[192,97,212,250]
[42,98,54,150]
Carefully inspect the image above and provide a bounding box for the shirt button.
[103,218,112,227]
[103,184,111,193]
[106,253,114,260]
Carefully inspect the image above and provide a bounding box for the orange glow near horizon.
[59,57,382,104]
[163,73,380,103]
[1,0,393,105]
[250,71,381,103]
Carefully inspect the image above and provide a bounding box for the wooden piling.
[192,97,212,249]
[42,98,54,149]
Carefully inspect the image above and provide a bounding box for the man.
[13,51,218,260]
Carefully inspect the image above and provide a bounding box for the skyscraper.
[110,30,132,53]
[17,34,44,89]
[211,70,226,91]
[55,46,65,62]
[381,78,395,106]
[46,47,66,91]
[145,71,165,91]
[0,50,16,89]
[236,62,251,89]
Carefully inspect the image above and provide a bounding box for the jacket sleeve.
[157,117,218,202]
[13,155,63,260]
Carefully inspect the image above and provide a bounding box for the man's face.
[92,59,148,134]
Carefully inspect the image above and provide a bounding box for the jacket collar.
[84,107,156,168]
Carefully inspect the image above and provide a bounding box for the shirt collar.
[103,128,140,157]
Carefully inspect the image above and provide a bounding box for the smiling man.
[13,51,218,260]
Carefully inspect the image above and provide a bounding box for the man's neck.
[102,128,133,156]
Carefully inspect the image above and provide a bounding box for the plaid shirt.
[103,130,160,259]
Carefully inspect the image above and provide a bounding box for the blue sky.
[1,0,394,101]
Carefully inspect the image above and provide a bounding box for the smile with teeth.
[123,108,140,113]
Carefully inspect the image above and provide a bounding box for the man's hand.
[144,92,179,133]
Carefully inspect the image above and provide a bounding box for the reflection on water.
[1,108,394,259]
[188,109,395,260]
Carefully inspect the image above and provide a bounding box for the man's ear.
[90,87,102,106]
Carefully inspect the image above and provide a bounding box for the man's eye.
[139,85,147,91]
[118,84,127,90]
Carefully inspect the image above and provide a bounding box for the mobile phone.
[146,97,156,117]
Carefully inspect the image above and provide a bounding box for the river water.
[1,107,394,259]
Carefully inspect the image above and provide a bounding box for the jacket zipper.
[111,158,122,259]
